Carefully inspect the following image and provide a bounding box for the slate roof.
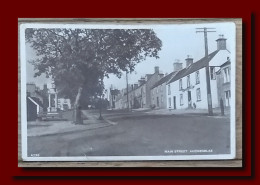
[151,71,178,89]
[216,60,231,74]
[28,97,44,107]
[167,50,220,84]
[127,71,162,94]
[220,60,231,68]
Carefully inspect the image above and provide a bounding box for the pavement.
[147,107,230,117]
[27,110,116,137]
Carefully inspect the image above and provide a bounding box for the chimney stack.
[154,66,159,74]
[138,77,146,86]
[173,60,183,72]
[185,55,193,67]
[216,34,227,50]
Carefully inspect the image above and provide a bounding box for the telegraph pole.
[196,27,216,116]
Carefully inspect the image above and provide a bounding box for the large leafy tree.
[25,28,162,106]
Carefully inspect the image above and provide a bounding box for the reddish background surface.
[0,0,257,184]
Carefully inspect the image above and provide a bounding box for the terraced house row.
[109,35,232,111]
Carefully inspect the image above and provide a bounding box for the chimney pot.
[154,66,159,73]
[173,62,183,72]
[216,35,227,50]
[185,55,193,67]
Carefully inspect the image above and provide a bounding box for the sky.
[24,22,236,93]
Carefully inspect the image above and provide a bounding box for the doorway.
[173,96,176,109]
[188,91,192,108]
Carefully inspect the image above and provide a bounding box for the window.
[187,75,190,88]
[196,88,201,101]
[195,71,200,84]
[225,90,231,106]
[223,67,230,83]
[168,97,171,107]
[225,90,231,98]
[179,79,182,90]
[210,67,216,80]
[168,84,171,95]
[180,94,183,105]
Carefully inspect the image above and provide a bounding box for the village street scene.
[23,23,234,159]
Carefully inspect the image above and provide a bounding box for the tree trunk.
[73,87,83,124]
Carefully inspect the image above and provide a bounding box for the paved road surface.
[27,113,230,157]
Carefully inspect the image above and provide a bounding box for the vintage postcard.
[19,21,236,161]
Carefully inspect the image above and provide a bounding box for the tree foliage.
[25,28,162,102]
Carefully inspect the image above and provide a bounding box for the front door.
[173,96,176,109]
[188,91,192,108]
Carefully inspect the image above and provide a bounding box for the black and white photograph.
[20,21,236,161]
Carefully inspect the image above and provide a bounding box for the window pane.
[196,71,200,84]
[196,88,201,101]
[187,75,190,87]
[179,79,182,90]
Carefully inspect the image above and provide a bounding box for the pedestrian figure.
[193,103,196,109]
[220,98,224,116]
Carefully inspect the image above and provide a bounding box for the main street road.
[27,113,230,157]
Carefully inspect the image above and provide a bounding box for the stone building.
[26,83,43,102]
[109,87,120,109]
[150,62,181,109]
[144,66,164,108]
[113,66,164,109]
[126,66,164,109]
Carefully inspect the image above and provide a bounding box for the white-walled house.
[57,98,72,111]
[166,36,231,110]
